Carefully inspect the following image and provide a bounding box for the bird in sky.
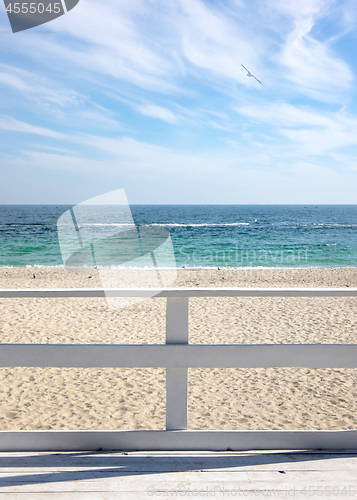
[241,64,262,84]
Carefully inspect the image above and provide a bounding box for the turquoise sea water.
[1,205,357,268]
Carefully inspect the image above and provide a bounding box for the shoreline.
[1,266,357,289]
[1,265,357,269]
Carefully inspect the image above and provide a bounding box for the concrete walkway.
[0,450,356,499]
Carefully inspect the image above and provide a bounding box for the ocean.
[1,205,357,268]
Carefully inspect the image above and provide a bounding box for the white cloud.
[0,116,65,138]
[0,65,124,132]
[281,24,353,101]
[235,102,357,155]
[270,0,330,19]
[0,71,29,92]
[179,0,261,85]
[339,0,357,31]
[135,104,178,124]
[268,0,354,101]
[24,0,183,94]
[2,0,265,97]
[29,145,78,155]
[1,0,354,109]
[236,102,332,127]
[0,64,81,109]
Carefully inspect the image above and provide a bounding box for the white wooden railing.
[1,287,357,451]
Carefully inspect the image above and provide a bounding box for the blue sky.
[1,0,357,204]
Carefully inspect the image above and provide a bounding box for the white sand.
[0,266,357,431]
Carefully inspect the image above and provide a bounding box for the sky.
[1,0,357,204]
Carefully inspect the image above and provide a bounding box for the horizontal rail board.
[0,344,356,368]
[0,430,357,451]
[1,288,357,298]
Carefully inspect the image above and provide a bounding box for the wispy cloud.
[235,101,357,154]
[281,24,353,101]
[268,0,354,101]
[179,0,262,85]
[1,0,354,107]
[0,64,80,109]
[0,116,65,138]
[135,103,178,124]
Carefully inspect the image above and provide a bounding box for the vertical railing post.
[165,296,189,430]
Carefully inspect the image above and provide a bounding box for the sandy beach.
[0,266,357,431]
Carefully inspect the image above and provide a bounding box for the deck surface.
[0,450,356,499]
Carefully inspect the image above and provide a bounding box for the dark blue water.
[1,205,357,268]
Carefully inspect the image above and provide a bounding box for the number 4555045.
[6,3,62,14]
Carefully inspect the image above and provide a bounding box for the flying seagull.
[241,64,262,84]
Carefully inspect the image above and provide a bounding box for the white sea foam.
[0,264,65,269]
[79,222,250,227]
[78,223,134,227]
[276,222,357,228]
[150,223,249,227]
